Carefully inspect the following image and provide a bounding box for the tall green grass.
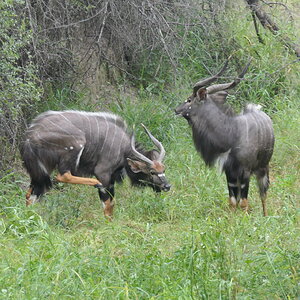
[1,88,299,298]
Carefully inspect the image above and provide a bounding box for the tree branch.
[251,11,264,44]
[245,0,300,57]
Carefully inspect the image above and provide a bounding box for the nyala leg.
[256,167,270,217]
[226,171,240,211]
[98,184,115,221]
[25,179,50,206]
[56,172,101,186]
[26,187,34,206]
[240,177,250,213]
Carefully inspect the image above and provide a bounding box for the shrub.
[0,0,42,175]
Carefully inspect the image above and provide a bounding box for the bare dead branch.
[251,10,265,44]
[245,0,300,57]
[23,0,231,83]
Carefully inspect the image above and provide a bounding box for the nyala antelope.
[175,59,274,216]
[20,110,171,220]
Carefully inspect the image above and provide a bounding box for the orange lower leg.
[261,195,267,216]
[25,187,33,206]
[240,198,249,212]
[103,198,114,221]
[56,172,101,186]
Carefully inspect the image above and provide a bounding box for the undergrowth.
[1,89,299,298]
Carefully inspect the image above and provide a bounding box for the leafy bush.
[0,0,42,175]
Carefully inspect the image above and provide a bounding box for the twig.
[251,11,265,44]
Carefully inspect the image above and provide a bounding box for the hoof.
[228,197,237,211]
[240,198,249,213]
[26,194,38,206]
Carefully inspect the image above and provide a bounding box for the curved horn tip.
[141,123,152,135]
[141,123,166,162]
[130,133,153,165]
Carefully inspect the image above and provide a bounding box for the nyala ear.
[196,87,207,101]
[127,158,145,173]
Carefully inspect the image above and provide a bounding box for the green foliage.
[0,0,41,174]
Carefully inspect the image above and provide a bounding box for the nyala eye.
[150,170,156,175]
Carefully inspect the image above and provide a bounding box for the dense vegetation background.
[0,0,299,298]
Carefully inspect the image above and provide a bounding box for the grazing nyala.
[175,59,274,216]
[20,110,171,220]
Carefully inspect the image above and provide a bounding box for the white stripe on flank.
[99,116,109,154]
[108,123,117,158]
[89,115,101,160]
[79,114,92,155]
[58,112,73,125]
[75,146,84,169]
[47,119,78,142]
[83,113,92,139]
[118,131,126,158]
